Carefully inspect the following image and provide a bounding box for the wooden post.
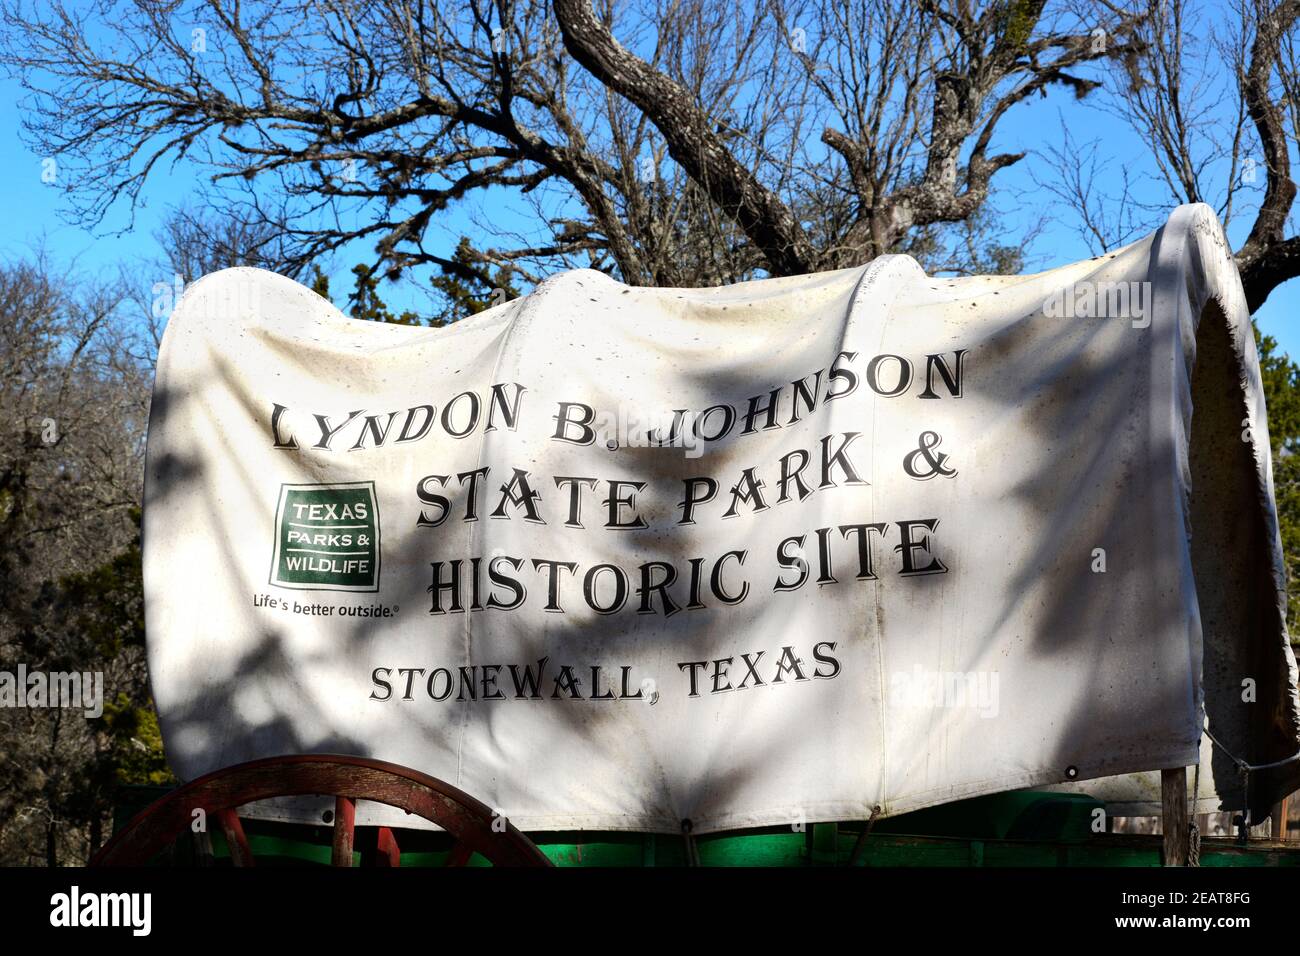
[1270,795,1290,842]
[1161,767,1189,866]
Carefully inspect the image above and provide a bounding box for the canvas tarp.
[143,203,1300,832]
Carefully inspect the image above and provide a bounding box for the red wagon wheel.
[91,754,551,867]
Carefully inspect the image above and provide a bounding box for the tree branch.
[551,0,816,275]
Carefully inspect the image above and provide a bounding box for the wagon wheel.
[91,754,551,867]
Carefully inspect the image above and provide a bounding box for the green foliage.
[50,516,172,787]
[346,264,423,326]
[309,264,331,302]
[998,0,1041,53]
[2,498,173,861]
[47,512,145,660]
[1257,330,1300,637]
[96,694,173,788]
[1276,459,1300,637]
[309,263,430,326]
[1260,332,1300,452]
[310,244,521,328]
[428,237,521,325]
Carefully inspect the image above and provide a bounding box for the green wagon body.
[109,786,1300,867]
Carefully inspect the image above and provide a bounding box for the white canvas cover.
[142,203,1300,832]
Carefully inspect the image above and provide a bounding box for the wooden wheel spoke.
[215,808,254,867]
[444,840,474,867]
[331,796,356,867]
[374,827,400,867]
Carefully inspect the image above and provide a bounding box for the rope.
[1203,725,1300,773]
[1201,725,1300,841]
[1187,759,1201,867]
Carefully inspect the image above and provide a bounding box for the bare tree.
[0,0,1142,303]
[154,205,297,283]
[0,256,154,866]
[115,205,299,352]
[1040,0,1300,311]
[1240,0,1300,309]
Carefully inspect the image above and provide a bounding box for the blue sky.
[0,28,1296,361]
[990,92,1300,361]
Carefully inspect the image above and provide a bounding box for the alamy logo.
[890,666,1000,718]
[50,886,151,935]
[270,481,381,592]
[0,665,102,717]
[1043,280,1151,328]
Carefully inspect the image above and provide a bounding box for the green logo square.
[270,482,380,591]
